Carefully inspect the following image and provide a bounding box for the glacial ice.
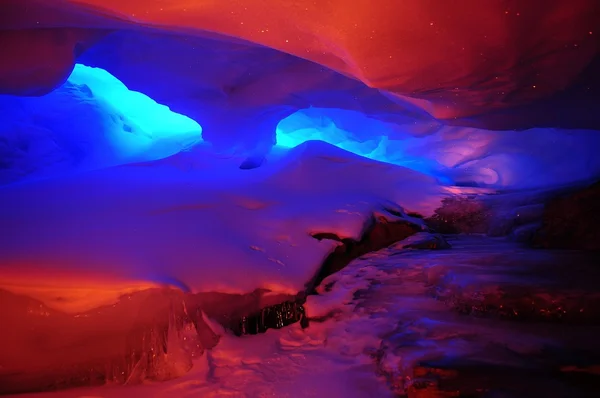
[1,1,599,394]
[0,64,201,185]
[277,108,600,189]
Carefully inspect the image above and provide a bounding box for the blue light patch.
[68,64,202,142]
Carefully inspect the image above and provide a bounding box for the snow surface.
[0,141,442,313]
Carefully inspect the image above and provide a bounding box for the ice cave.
[1,1,600,396]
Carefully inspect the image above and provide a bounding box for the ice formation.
[277,109,600,188]
[10,235,600,397]
[1,0,600,396]
[0,64,201,184]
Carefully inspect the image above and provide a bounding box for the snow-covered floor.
[13,235,600,397]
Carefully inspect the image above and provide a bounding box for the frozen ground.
[11,235,600,397]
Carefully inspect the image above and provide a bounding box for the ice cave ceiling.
[1,0,600,187]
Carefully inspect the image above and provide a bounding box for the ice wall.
[2,63,599,189]
[1,0,599,188]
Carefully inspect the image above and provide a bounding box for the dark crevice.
[231,214,424,337]
[231,300,308,336]
[311,232,346,242]
[406,211,424,219]
[307,215,423,293]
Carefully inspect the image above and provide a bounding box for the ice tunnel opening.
[275,108,600,190]
[67,64,203,146]
[0,63,203,185]
[275,108,452,183]
[276,108,402,164]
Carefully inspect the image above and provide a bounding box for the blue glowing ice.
[68,64,202,147]
[0,64,203,184]
[2,63,599,190]
[276,108,600,189]
[276,109,403,163]
[275,108,444,179]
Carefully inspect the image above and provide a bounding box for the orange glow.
[57,0,598,119]
[0,266,161,313]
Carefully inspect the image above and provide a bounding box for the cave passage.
[1,1,600,397]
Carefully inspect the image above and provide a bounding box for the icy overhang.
[1,0,599,134]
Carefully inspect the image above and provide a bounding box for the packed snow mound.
[0,64,201,185]
[0,141,442,313]
[277,109,600,188]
